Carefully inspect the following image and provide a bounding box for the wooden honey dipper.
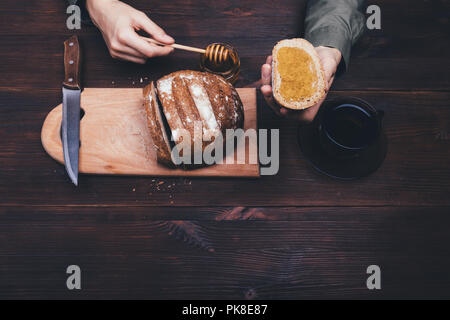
[145,38,236,66]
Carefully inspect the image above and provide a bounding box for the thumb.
[135,12,174,45]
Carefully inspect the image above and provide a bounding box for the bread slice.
[272,39,326,110]
[143,82,175,168]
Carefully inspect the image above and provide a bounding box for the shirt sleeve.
[304,0,366,72]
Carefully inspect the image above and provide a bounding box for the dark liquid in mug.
[323,104,378,149]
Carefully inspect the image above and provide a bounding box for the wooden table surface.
[1,0,449,299]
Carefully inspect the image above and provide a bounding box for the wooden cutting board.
[41,88,260,178]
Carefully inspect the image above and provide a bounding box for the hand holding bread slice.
[272,39,327,110]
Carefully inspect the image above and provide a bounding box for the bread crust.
[215,74,244,129]
[272,38,326,110]
[143,82,175,168]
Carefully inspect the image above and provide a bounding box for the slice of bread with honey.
[143,71,244,168]
[272,39,326,110]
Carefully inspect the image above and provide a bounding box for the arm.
[261,0,366,122]
[87,0,174,64]
[305,0,366,73]
[67,0,174,64]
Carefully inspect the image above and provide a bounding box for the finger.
[320,56,337,83]
[261,85,282,116]
[299,103,321,123]
[266,55,273,65]
[112,52,147,64]
[327,75,335,91]
[129,33,174,58]
[279,108,305,122]
[280,101,322,123]
[328,75,335,87]
[111,29,172,58]
[261,64,272,86]
[260,85,275,105]
[324,64,336,82]
[117,45,147,59]
[270,98,321,123]
[261,85,273,102]
[134,12,174,45]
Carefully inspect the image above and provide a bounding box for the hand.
[260,46,342,123]
[86,0,174,64]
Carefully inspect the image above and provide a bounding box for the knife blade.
[62,35,82,186]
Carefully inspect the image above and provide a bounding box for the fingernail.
[162,34,174,43]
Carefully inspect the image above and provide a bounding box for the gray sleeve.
[304,0,366,72]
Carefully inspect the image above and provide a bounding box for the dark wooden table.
[1,0,449,299]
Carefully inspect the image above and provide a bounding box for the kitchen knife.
[62,35,82,186]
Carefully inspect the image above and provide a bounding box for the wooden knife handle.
[63,35,82,90]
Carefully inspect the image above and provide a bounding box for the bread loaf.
[143,70,244,168]
[272,39,326,110]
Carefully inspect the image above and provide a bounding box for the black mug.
[317,97,384,160]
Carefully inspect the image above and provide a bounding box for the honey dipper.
[144,38,234,66]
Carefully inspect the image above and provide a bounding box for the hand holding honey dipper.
[86,0,175,64]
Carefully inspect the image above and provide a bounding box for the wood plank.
[1,89,449,207]
[0,205,448,221]
[41,88,259,178]
[1,206,449,299]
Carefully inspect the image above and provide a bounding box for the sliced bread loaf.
[143,71,244,168]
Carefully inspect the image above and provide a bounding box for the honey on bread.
[277,47,318,102]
